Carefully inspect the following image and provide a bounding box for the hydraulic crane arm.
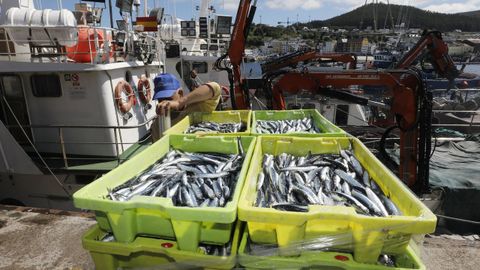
[396,31,459,80]
[269,69,424,191]
[226,0,257,109]
[262,50,357,73]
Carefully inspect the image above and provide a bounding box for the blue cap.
[153,73,181,100]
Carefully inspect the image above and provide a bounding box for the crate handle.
[265,111,275,116]
[292,110,307,118]
[220,137,235,143]
[276,137,294,144]
[183,136,196,142]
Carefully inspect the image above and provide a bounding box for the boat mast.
[199,0,210,17]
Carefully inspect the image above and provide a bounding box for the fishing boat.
[0,0,163,210]
[372,51,395,69]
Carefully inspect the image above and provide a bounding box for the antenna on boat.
[144,0,148,16]
[108,0,114,28]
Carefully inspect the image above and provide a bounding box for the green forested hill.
[305,3,480,31]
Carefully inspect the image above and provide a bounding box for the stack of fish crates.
[237,109,436,268]
[73,134,256,269]
[75,109,436,269]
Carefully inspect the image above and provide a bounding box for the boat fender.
[137,75,152,109]
[115,80,136,114]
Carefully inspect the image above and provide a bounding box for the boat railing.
[0,26,157,65]
[3,116,157,171]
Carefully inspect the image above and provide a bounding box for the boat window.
[192,62,208,73]
[0,28,15,55]
[2,76,23,98]
[31,74,62,97]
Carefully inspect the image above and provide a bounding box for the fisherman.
[153,73,221,120]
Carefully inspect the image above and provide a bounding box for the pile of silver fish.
[255,117,320,134]
[255,148,401,216]
[108,144,245,207]
[185,121,244,134]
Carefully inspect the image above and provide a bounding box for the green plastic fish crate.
[82,221,242,270]
[237,136,436,263]
[251,109,345,137]
[73,135,256,251]
[238,229,426,270]
[164,110,252,136]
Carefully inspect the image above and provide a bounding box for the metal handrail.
[4,116,157,170]
[3,116,157,129]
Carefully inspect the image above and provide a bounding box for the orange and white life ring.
[137,75,152,104]
[221,85,230,103]
[115,80,135,113]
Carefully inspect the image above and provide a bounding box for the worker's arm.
[156,83,218,115]
[178,84,216,108]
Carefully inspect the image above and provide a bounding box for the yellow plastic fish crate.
[82,221,242,270]
[164,110,251,136]
[251,109,345,137]
[237,136,436,263]
[73,135,256,251]
[238,229,426,270]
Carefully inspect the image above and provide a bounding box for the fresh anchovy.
[257,172,265,191]
[272,203,309,212]
[332,191,368,214]
[349,155,364,176]
[378,254,396,267]
[334,169,365,192]
[254,144,401,216]
[185,121,244,134]
[108,148,244,208]
[366,187,389,217]
[362,170,371,187]
[256,117,321,134]
[280,166,319,172]
[101,233,116,242]
[380,194,402,216]
[351,189,383,216]
[370,180,384,196]
[198,242,232,256]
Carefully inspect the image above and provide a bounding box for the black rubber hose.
[379,125,401,171]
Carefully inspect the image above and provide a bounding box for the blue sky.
[37,0,479,26]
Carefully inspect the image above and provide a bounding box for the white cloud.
[220,0,240,11]
[302,0,323,9]
[423,1,480,14]
[265,0,323,10]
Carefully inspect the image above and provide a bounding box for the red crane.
[220,0,459,191]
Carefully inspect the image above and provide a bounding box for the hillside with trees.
[306,3,480,31]
[245,4,480,47]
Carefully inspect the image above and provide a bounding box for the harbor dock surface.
[0,205,478,270]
